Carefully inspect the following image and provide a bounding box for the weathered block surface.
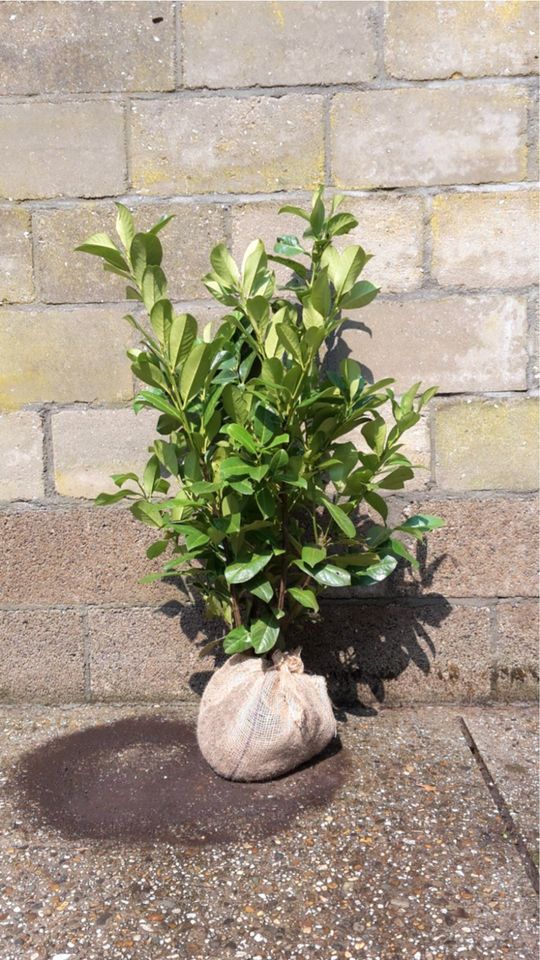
[52,408,158,498]
[385,1,539,79]
[0,102,125,200]
[330,86,528,188]
[341,295,527,393]
[0,609,84,702]
[35,201,226,304]
[302,601,492,705]
[0,306,133,409]
[0,208,33,303]
[231,194,424,293]
[0,1,174,94]
[88,606,220,701]
[494,600,539,701]
[130,95,324,194]
[0,412,43,501]
[434,398,539,491]
[182,1,378,87]
[432,191,539,288]
[0,508,180,605]
[396,496,539,599]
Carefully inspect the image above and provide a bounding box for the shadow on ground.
[13,716,349,846]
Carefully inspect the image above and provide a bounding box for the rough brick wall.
[0,1,538,706]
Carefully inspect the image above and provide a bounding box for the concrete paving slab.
[0,703,537,960]
[462,706,539,860]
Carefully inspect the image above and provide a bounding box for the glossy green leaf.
[115,203,135,251]
[130,232,162,284]
[95,488,138,506]
[249,577,274,603]
[251,611,280,654]
[351,555,398,585]
[320,496,356,538]
[130,500,164,528]
[223,625,253,655]
[288,587,319,612]
[302,545,326,567]
[75,233,129,273]
[398,514,445,534]
[179,342,212,404]
[133,390,182,422]
[225,553,273,584]
[275,235,305,257]
[210,243,239,286]
[223,423,258,455]
[168,313,197,370]
[146,539,169,559]
[142,267,168,313]
[312,563,351,588]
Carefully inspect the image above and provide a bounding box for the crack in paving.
[459,716,539,895]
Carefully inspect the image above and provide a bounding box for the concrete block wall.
[0,1,538,706]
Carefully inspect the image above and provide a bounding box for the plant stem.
[277,491,289,613]
[230,585,242,628]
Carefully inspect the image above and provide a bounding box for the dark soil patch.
[14,716,349,846]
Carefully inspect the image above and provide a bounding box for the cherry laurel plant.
[78,188,443,658]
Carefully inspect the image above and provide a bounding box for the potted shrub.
[77,188,442,781]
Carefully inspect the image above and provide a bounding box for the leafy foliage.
[78,190,443,657]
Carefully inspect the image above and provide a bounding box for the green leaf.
[251,611,280,654]
[142,266,168,313]
[302,545,326,567]
[224,553,273,584]
[179,342,212,404]
[115,202,135,251]
[130,232,162,284]
[362,415,386,456]
[288,587,319,612]
[334,245,367,296]
[398,514,445,534]
[95,488,137,506]
[210,243,239,286]
[364,489,388,521]
[351,555,398,585]
[143,454,161,496]
[133,390,182,422]
[310,186,325,236]
[267,254,309,279]
[149,214,175,235]
[274,235,305,257]
[255,487,275,519]
[378,466,414,489]
[146,540,169,559]
[111,471,139,488]
[330,551,379,567]
[223,423,258,455]
[75,233,129,273]
[130,500,164,528]
[278,203,310,222]
[249,577,274,603]
[312,563,351,588]
[276,322,302,363]
[149,298,172,342]
[241,239,267,297]
[154,440,179,476]
[223,626,253,655]
[388,538,419,570]
[168,313,197,370]
[327,212,358,237]
[320,496,356,538]
[340,280,379,310]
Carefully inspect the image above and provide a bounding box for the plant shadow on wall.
[179,517,451,713]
